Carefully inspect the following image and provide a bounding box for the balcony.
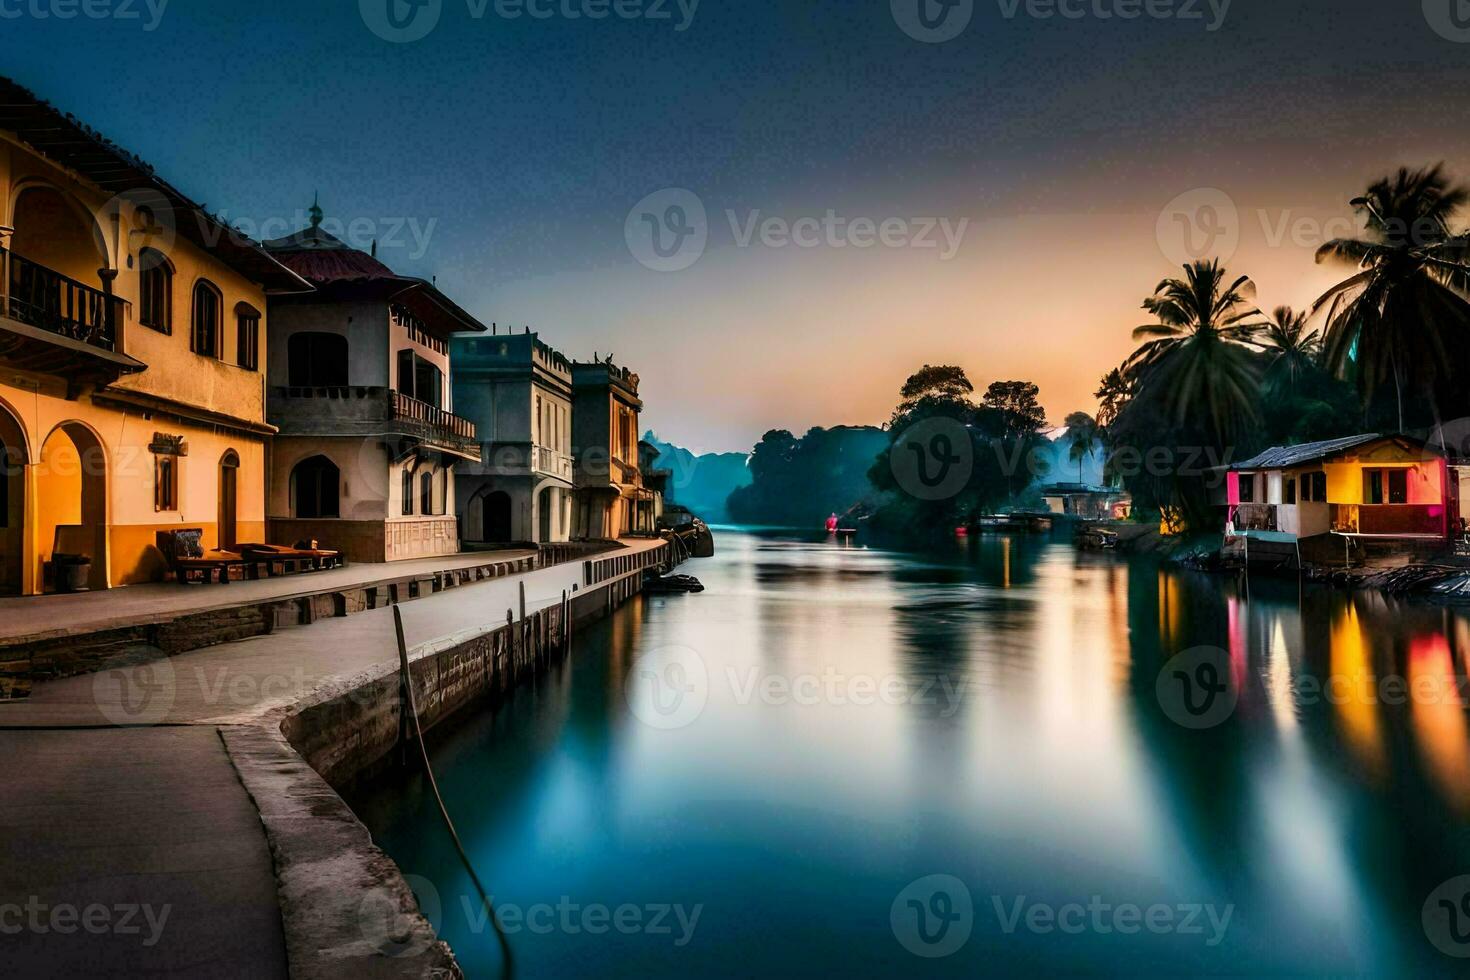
[269,386,479,460]
[535,445,574,481]
[0,247,141,389]
[1231,503,1278,532]
[1332,504,1446,538]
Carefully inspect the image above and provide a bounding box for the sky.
[4,1,1470,452]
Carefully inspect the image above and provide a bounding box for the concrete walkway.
[0,538,664,977]
[0,547,537,646]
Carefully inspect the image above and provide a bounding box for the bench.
[156,529,243,585]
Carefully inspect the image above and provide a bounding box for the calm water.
[349,528,1470,977]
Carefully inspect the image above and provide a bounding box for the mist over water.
[351,528,1470,977]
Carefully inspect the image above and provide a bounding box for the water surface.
[350,527,1470,977]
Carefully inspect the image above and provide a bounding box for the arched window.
[288,332,349,388]
[139,248,173,333]
[292,455,340,519]
[191,280,222,358]
[419,470,434,516]
[401,465,415,516]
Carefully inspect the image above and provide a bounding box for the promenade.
[0,539,665,978]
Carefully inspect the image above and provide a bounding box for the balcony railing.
[535,445,574,479]
[1230,503,1278,533]
[2,246,123,352]
[390,390,476,441]
[1332,504,1446,538]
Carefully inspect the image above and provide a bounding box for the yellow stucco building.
[0,78,310,594]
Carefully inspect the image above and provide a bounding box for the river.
[348,527,1470,977]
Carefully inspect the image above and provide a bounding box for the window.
[155,455,178,511]
[287,332,349,388]
[397,349,444,408]
[420,471,434,516]
[1389,470,1409,505]
[139,249,172,333]
[1369,469,1410,505]
[191,280,222,358]
[1302,472,1327,503]
[292,455,341,519]
[402,467,414,516]
[1284,477,1297,505]
[1237,473,1256,503]
[236,304,260,371]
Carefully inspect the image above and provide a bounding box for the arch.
[0,399,30,595]
[291,455,341,519]
[288,331,350,388]
[36,421,107,592]
[8,180,112,275]
[138,247,175,333]
[191,278,223,358]
[219,450,241,551]
[481,490,512,543]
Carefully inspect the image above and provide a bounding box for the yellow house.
[0,78,311,594]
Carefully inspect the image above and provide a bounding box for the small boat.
[972,515,1026,532]
[1077,527,1120,550]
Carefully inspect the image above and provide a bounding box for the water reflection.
[351,528,1470,978]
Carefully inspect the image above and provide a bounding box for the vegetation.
[726,426,889,528]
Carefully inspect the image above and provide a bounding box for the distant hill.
[726,426,888,528]
[643,432,751,524]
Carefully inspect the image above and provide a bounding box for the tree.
[1095,368,1133,428]
[980,381,1047,439]
[1260,306,1322,391]
[1313,164,1470,432]
[1127,258,1265,444]
[1063,411,1101,483]
[899,365,974,407]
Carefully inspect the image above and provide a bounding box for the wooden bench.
[235,543,342,578]
[156,529,243,585]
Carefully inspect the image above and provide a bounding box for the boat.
[971,515,1025,532]
[1076,525,1120,550]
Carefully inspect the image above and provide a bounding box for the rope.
[393,606,515,979]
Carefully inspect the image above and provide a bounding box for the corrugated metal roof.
[1229,433,1409,471]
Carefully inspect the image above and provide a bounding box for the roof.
[1040,483,1125,496]
[263,221,487,336]
[1229,434,1435,471]
[0,75,311,294]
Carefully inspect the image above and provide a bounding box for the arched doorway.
[0,402,29,595]
[36,422,107,592]
[482,491,512,543]
[219,450,240,550]
[538,487,553,542]
[291,455,341,519]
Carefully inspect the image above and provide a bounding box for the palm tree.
[1127,259,1265,443]
[1260,305,1322,390]
[1313,164,1470,432]
[1094,368,1133,428]
[1063,411,1101,483]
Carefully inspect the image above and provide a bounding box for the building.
[261,205,484,563]
[1039,483,1131,520]
[639,438,670,529]
[450,330,575,545]
[1226,434,1450,547]
[0,78,310,594]
[571,358,653,539]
